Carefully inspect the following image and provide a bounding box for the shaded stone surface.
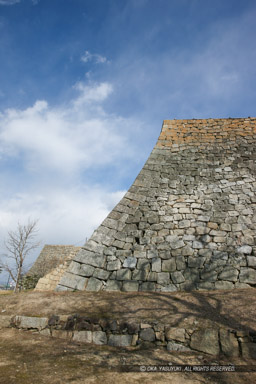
[190,329,219,355]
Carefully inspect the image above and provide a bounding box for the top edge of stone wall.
[158,117,256,148]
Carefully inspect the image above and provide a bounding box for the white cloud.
[0,80,146,280]
[0,0,20,5]
[0,82,135,173]
[81,50,108,64]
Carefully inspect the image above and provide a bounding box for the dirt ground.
[0,328,255,384]
[0,289,255,384]
[0,288,255,330]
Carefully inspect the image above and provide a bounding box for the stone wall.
[57,118,256,292]
[28,245,81,278]
[9,314,256,358]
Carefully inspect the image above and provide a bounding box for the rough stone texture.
[190,329,220,355]
[219,329,239,357]
[167,342,191,352]
[34,246,81,291]
[9,314,255,358]
[13,316,48,330]
[165,327,186,342]
[29,245,81,278]
[56,118,256,292]
[140,328,156,342]
[108,334,132,347]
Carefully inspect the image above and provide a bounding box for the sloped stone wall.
[34,247,80,291]
[29,245,81,278]
[57,118,256,292]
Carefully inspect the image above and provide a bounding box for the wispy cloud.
[81,50,108,64]
[0,0,20,5]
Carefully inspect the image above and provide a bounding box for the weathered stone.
[14,316,48,330]
[140,282,156,291]
[92,331,107,345]
[171,271,185,284]
[200,270,218,282]
[190,329,219,355]
[152,257,161,272]
[166,235,185,249]
[181,245,194,256]
[108,334,132,347]
[176,256,186,270]
[140,328,155,342]
[160,284,177,292]
[188,257,205,268]
[69,261,95,277]
[123,257,137,269]
[215,281,234,290]
[107,260,121,271]
[105,280,122,291]
[247,256,256,268]
[122,281,139,291]
[85,277,102,292]
[58,273,88,290]
[157,272,170,285]
[218,267,239,282]
[239,268,256,284]
[116,269,131,280]
[93,268,110,280]
[73,331,92,343]
[237,245,252,254]
[78,252,106,268]
[192,241,203,249]
[219,329,239,357]
[165,328,186,342]
[167,342,191,352]
[162,259,176,272]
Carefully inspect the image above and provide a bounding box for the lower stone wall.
[9,315,256,358]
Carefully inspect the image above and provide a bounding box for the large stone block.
[58,273,88,290]
[93,268,110,280]
[116,269,131,280]
[239,268,256,284]
[157,272,170,285]
[219,329,239,357]
[73,331,92,343]
[171,271,185,284]
[122,281,139,291]
[218,266,239,282]
[190,329,219,355]
[152,257,161,272]
[108,334,132,347]
[105,280,122,291]
[162,259,176,272]
[14,316,48,330]
[92,331,107,345]
[140,328,155,342]
[165,327,186,342]
[123,256,137,269]
[85,277,102,292]
[166,235,185,249]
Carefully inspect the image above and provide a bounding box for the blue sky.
[0,0,256,281]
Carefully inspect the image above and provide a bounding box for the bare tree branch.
[0,219,40,292]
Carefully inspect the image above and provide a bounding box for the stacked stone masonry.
[9,315,256,358]
[57,118,256,292]
[32,246,81,291]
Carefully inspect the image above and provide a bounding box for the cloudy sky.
[0,0,255,281]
